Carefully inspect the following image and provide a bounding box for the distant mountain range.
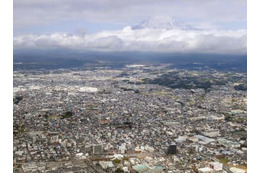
[13,49,247,73]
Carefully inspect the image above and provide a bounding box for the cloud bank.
[14,1,247,54]
[14,26,246,54]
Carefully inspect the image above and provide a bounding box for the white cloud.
[13,27,247,54]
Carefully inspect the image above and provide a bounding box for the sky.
[13,0,247,54]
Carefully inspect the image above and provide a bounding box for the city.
[12,1,248,172]
[13,64,247,172]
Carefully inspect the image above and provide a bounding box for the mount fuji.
[132,16,196,30]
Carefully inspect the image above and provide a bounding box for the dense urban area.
[13,64,247,173]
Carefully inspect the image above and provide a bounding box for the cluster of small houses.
[13,67,247,172]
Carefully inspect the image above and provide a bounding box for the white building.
[209,162,223,171]
[201,129,220,138]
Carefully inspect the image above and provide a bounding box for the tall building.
[167,143,177,154]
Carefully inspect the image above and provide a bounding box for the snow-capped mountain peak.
[133,16,193,30]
